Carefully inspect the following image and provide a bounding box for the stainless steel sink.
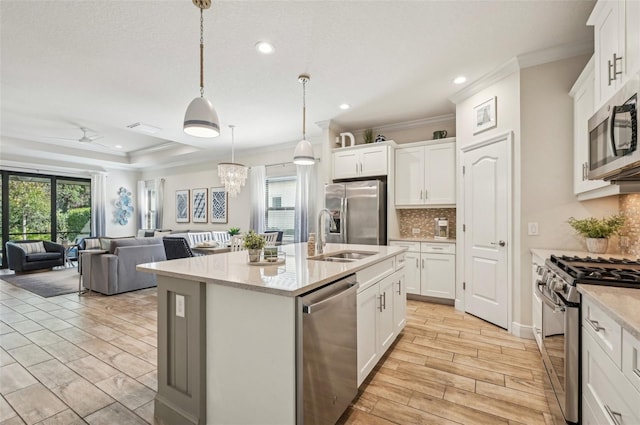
[308,250,376,262]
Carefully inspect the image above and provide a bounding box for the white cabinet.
[395,140,455,207]
[581,294,640,425]
[356,266,405,387]
[570,58,611,198]
[588,0,640,109]
[332,144,389,180]
[389,241,455,299]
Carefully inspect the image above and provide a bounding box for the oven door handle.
[536,283,566,312]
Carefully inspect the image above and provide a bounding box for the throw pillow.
[84,238,101,249]
[19,241,46,254]
[99,238,112,251]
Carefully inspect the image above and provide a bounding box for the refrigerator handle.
[342,197,348,243]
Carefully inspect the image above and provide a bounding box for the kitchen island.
[138,242,406,425]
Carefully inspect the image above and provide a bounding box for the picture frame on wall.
[473,96,497,134]
[192,188,208,223]
[210,187,228,223]
[175,190,190,223]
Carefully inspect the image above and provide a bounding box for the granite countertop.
[137,242,405,297]
[577,284,640,339]
[390,237,456,243]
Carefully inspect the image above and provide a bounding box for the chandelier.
[183,0,220,138]
[218,125,248,197]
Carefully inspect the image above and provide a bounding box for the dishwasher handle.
[303,283,358,314]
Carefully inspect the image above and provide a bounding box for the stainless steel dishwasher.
[296,274,358,425]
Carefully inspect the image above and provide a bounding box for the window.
[265,169,296,243]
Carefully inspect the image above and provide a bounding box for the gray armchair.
[6,240,65,273]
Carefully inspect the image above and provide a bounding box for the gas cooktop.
[547,254,640,288]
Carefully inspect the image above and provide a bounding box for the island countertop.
[137,242,405,297]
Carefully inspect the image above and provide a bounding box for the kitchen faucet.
[316,208,337,254]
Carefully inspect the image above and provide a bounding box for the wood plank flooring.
[339,300,553,425]
[0,271,552,425]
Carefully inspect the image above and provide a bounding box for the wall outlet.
[176,294,185,318]
[528,222,539,236]
[412,228,421,235]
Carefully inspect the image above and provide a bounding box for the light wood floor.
[339,299,553,425]
[1,271,551,425]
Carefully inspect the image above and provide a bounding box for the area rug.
[0,267,79,298]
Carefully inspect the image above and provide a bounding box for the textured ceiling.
[0,0,595,171]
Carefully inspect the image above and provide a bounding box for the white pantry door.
[463,136,509,329]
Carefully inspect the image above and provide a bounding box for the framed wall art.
[473,96,497,134]
[176,190,190,223]
[210,187,228,223]
[192,188,208,223]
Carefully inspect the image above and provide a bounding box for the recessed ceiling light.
[339,103,351,110]
[453,76,467,85]
[255,41,275,54]
[115,145,123,149]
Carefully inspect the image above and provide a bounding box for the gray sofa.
[84,237,166,295]
[6,240,65,273]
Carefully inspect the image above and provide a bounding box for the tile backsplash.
[619,194,640,255]
[397,208,456,239]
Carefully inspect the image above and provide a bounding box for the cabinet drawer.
[389,240,420,252]
[582,330,640,425]
[356,257,395,293]
[582,297,622,368]
[421,242,455,254]
[623,329,640,394]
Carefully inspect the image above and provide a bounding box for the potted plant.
[567,214,625,254]
[363,128,373,144]
[243,230,265,262]
[228,227,241,236]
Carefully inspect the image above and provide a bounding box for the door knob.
[491,240,506,247]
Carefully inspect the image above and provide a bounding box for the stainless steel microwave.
[588,73,638,181]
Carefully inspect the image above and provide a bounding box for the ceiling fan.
[47,127,115,150]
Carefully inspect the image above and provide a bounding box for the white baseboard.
[511,321,534,340]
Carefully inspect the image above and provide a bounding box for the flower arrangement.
[243,230,265,250]
[228,227,241,236]
[567,214,626,239]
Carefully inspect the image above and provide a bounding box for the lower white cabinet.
[389,241,455,299]
[581,295,640,425]
[357,268,405,386]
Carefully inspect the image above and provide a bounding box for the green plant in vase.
[243,230,266,262]
[363,128,373,144]
[567,214,625,254]
[228,227,241,236]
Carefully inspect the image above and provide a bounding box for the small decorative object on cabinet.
[473,96,497,134]
[192,188,208,223]
[375,134,386,143]
[176,189,190,223]
[567,214,625,254]
[363,128,373,144]
[433,130,447,139]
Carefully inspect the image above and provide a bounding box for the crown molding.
[449,40,593,104]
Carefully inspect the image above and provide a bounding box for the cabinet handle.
[419,189,423,200]
[378,295,383,312]
[608,59,614,86]
[421,259,424,269]
[424,189,428,200]
[359,162,363,173]
[586,318,605,332]
[604,404,623,425]
[397,280,402,295]
[415,258,418,268]
[382,291,386,310]
[582,162,586,180]
[355,163,358,174]
[613,53,623,81]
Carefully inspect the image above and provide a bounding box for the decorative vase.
[248,249,261,262]
[585,238,608,254]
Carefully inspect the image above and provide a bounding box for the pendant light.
[293,74,315,165]
[218,125,248,197]
[183,0,220,138]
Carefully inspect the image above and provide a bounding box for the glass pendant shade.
[217,162,248,197]
[293,139,315,165]
[184,97,220,138]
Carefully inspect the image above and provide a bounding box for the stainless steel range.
[536,255,640,425]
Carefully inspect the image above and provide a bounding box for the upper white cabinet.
[570,58,611,198]
[588,0,640,109]
[395,139,456,207]
[332,143,391,180]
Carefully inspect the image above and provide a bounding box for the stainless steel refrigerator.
[324,180,386,245]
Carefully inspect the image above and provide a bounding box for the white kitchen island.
[138,242,406,425]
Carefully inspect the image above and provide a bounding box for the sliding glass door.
[0,171,91,268]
